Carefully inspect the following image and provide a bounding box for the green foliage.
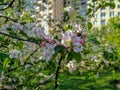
[66,50,82,62]
[0,0,120,89]
[88,35,100,45]
[103,47,118,61]
[0,0,4,3]
[104,2,115,9]
[86,8,92,15]
[87,22,93,30]
[54,45,65,53]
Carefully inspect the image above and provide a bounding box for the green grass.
[40,71,120,90]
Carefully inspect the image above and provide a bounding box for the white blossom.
[42,43,55,62]
[9,49,21,59]
[67,60,77,73]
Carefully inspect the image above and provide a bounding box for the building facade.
[80,0,120,27]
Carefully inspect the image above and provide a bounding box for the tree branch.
[0,32,38,44]
[34,73,55,89]
[0,0,16,10]
[6,47,39,73]
[54,54,63,89]
[0,14,17,22]
[0,14,25,24]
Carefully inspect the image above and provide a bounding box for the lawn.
[41,71,120,90]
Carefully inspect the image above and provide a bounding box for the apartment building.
[36,0,72,20]
[53,0,72,20]
[80,0,120,27]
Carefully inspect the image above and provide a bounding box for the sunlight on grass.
[41,71,120,90]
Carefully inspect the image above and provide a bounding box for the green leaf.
[68,25,73,30]
[72,51,82,62]
[54,45,65,53]
[87,22,92,30]
[86,8,92,15]
[88,37,100,45]
[105,2,115,9]
[17,41,24,50]
[66,52,73,61]
[3,58,10,70]
[0,53,9,60]
[76,15,85,21]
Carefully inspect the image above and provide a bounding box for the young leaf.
[3,58,10,70]
[87,22,92,30]
[86,8,92,15]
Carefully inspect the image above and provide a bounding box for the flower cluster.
[1,22,23,32]
[67,60,77,73]
[41,39,55,62]
[33,1,87,63]
[61,25,86,53]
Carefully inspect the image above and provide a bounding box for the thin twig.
[34,73,55,89]
[0,0,16,10]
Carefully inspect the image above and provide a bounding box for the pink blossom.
[71,33,77,38]
[79,39,84,45]
[61,30,72,47]
[41,41,46,47]
[82,32,87,37]
[73,37,84,46]
[44,37,53,43]
[32,27,45,37]
[56,41,61,46]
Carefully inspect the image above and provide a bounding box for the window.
[118,12,120,16]
[81,10,86,16]
[110,12,114,17]
[101,8,105,11]
[93,14,98,18]
[101,13,106,18]
[64,0,71,6]
[64,1,66,7]
[81,0,86,3]
[67,0,71,4]
[101,20,106,25]
[94,21,98,25]
[81,4,87,10]
[118,4,120,8]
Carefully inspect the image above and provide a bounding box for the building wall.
[36,0,73,20]
[80,0,120,27]
[52,0,64,20]
[48,0,72,20]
